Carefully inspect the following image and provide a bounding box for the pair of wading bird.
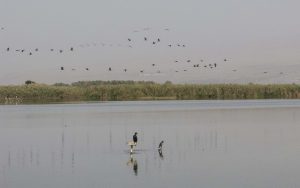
[127,132,164,154]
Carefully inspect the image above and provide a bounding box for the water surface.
[1,100,300,188]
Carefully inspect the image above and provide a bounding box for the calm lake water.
[1,100,300,188]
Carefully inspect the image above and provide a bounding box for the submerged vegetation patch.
[1,81,300,104]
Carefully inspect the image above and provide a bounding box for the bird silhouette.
[108,67,112,71]
[60,67,64,70]
[144,37,147,41]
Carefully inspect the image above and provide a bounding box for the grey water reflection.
[0,100,300,188]
[127,154,138,176]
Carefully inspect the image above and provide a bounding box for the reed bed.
[0,81,300,104]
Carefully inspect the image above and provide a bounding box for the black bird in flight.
[108,67,112,71]
[60,67,64,70]
[144,37,147,41]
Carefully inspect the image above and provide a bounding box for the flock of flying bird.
[1,26,232,76]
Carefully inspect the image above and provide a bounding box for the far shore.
[1,80,300,104]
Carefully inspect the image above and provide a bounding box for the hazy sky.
[1,0,300,84]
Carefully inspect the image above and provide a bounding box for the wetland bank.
[1,81,300,104]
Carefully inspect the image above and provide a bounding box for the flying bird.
[60,67,64,70]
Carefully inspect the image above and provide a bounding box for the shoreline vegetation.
[1,80,300,104]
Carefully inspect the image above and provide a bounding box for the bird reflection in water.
[127,154,138,176]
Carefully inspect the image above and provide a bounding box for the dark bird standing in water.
[158,140,164,159]
[158,140,164,150]
[133,132,138,144]
[127,132,138,154]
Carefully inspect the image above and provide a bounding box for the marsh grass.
[0,81,300,104]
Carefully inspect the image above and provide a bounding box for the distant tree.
[53,83,69,86]
[25,80,35,85]
[164,81,173,85]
